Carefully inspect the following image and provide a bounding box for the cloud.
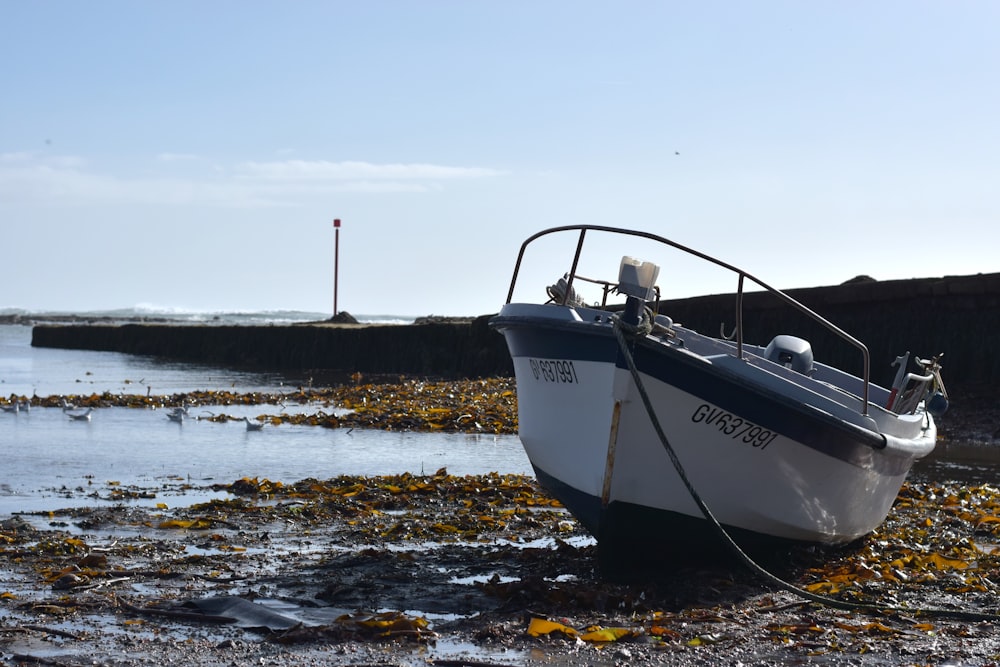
[0,151,36,163]
[0,157,280,208]
[0,154,502,208]
[235,159,504,181]
[252,180,433,194]
[0,151,87,169]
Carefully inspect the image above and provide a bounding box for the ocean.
[0,307,994,522]
[0,305,416,326]
[3,308,997,666]
[0,309,530,520]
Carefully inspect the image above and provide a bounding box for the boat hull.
[493,306,936,556]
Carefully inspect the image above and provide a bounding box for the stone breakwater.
[664,271,1000,390]
[31,314,514,380]
[30,272,1000,388]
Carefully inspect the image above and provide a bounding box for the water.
[0,308,994,521]
[1,312,997,667]
[0,305,415,326]
[0,318,530,518]
[0,316,545,666]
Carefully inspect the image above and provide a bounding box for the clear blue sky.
[2,2,997,317]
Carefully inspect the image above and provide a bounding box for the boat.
[489,225,948,567]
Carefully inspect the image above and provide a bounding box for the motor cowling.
[764,335,814,375]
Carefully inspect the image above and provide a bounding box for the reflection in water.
[913,440,1000,485]
[0,405,531,516]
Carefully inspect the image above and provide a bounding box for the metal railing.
[504,224,872,415]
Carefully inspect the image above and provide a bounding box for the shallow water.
[3,322,999,666]
[1,322,996,521]
[914,440,1000,485]
[0,324,530,517]
[0,323,293,397]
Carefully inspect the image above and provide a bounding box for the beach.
[3,321,1000,665]
[4,388,1000,666]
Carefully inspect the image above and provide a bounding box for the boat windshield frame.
[503,224,872,415]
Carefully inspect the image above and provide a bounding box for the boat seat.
[764,335,814,375]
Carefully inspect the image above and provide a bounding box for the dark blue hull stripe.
[494,316,903,475]
[534,464,807,555]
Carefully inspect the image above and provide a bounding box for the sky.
[2,2,998,318]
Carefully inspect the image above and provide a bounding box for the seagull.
[1,402,18,415]
[67,407,94,421]
[166,409,186,423]
[244,417,264,431]
[60,398,78,412]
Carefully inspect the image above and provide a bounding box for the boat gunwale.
[501,224,873,414]
[491,310,935,475]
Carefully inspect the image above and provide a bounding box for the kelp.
[527,616,641,642]
[195,470,564,543]
[8,465,1000,658]
[4,377,519,433]
[270,611,436,644]
[515,480,1000,650]
[800,481,1000,601]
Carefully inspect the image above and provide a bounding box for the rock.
[328,311,359,324]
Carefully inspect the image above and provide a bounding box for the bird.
[244,417,264,431]
[1,402,19,415]
[67,407,94,421]
[60,398,78,412]
[166,409,186,423]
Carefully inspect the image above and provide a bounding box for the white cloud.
[0,151,36,163]
[0,154,502,208]
[0,151,87,168]
[332,180,434,193]
[235,160,504,181]
[0,160,280,208]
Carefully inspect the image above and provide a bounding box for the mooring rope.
[611,314,999,622]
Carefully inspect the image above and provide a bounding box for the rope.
[610,314,998,622]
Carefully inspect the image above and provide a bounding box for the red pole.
[333,218,341,315]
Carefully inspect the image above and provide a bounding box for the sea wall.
[30,272,1000,389]
[662,272,1000,389]
[31,315,514,380]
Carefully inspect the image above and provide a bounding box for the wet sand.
[2,380,999,666]
[5,469,1000,667]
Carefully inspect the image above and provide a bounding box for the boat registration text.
[690,404,778,450]
[528,358,579,384]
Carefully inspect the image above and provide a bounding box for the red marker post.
[333,218,341,316]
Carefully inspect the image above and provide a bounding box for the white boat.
[490,225,948,566]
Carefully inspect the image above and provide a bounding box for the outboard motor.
[617,256,659,326]
[764,335,814,375]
